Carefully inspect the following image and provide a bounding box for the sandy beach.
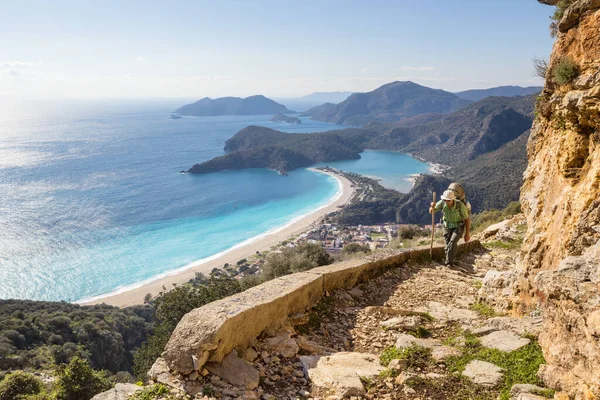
[83,168,354,307]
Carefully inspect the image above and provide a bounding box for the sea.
[0,99,430,302]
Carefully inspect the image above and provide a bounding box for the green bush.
[261,242,332,280]
[342,243,371,254]
[0,371,44,400]
[553,56,579,85]
[53,356,111,400]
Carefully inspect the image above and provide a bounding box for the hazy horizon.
[1,0,554,100]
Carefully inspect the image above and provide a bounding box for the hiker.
[447,182,472,215]
[429,189,470,267]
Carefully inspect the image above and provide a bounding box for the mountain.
[455,85,542,102]
[367,95,535,166]
[297,91,354,104]
[174,95,293,116]
[301,81,471,126]
[188,126,378,174]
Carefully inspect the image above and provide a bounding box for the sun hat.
[441,190,456,201]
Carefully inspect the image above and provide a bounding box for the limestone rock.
[148,357,181,389]
[510,383,551,400]
[206,350,259,390]
[477,316,543,336]
[480,330,531,352]
[482,219,512,239]
[296,336,326,355]
[299,352,383,397]
[91,384,143,400]
[261,327,299,358]
[395,333,460,360]
[462,360,503,386]
[414,301,478,323]
[379,316,420,331]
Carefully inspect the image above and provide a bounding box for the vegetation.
[469,201,521,233]
[470,302,497,318]
[549,0,575,37]
[129,383,188,400]
[0,300,153,373]
[53,357,111,400]
[261,242,333,279]
[342,243,371,254]
[446,336,547,400]
[380,344,432,369]
[533,58,549,79]
[552,56,579,85]
[0,371,44,400]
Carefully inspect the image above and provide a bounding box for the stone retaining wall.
[156,241,481,377]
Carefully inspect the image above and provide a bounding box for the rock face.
[519,1,600,398]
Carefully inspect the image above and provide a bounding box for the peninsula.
[271,113,301,124]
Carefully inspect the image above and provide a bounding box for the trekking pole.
[430,192,436,257]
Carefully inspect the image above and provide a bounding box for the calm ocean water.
[0,99,429,302]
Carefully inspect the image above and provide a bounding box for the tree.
[53,357,110,400]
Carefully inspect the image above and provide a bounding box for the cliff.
[516,1,600,398]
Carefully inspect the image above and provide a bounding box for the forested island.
[271,113,301,124]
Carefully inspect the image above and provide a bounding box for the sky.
[0,0,557,99]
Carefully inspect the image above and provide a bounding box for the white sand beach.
[83,168,354,307]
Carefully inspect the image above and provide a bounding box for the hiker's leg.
[444,227,453,264]
[448,225,464,264]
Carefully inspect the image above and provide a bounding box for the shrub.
[533,58,548,79]
[342,243,371,254]
[53,356,111,400]
[552,56,579,85]
[399,225,429,239]
[0,371,44,400]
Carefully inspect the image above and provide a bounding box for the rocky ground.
[143,215,558,400]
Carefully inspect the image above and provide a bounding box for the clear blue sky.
[0,0,556,99]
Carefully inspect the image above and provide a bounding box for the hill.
[455,85,542,101]
[174,95,293,116]
[188,126,378,174]
[301,81,470,126]
[367,95,535,166]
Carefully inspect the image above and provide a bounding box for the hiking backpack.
[448,182,472,215]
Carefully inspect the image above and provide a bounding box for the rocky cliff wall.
[518,1,600,398]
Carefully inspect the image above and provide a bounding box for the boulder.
[261,326,299,358]
[296,336,326,355]
[299,352,383,397]
[480,330,530,352]
[91,383,143,400]
[462,360,503,386]
[380,316,421,331]
[206,350,260,390]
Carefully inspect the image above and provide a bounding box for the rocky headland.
[271,113,301,124]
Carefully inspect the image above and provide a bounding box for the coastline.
[81,168,354,307]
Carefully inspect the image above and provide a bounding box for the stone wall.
[518,1,600,398]
[153,241,480,382]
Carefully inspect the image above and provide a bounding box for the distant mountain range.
[174,95,293,116]
[274,92,354,113]
[188,81,537,223]
[301,81,471,126]
[454,85,542,102]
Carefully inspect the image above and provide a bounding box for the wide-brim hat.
[441,190,456,201]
